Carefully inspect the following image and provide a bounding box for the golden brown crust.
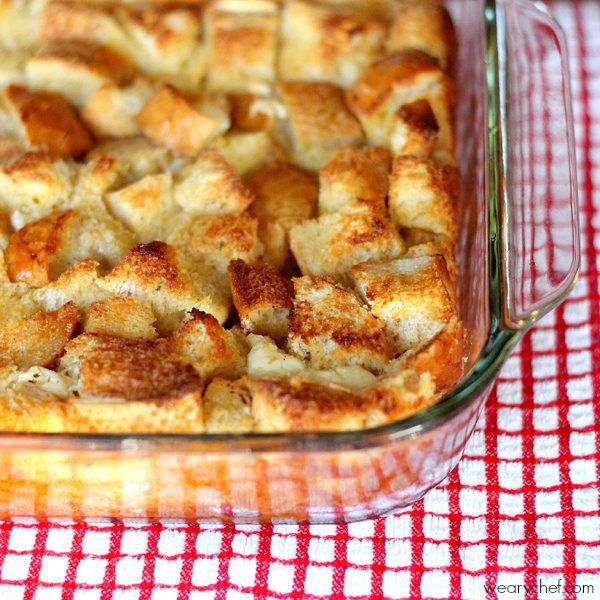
[248,160,317,270]
[318,145,390,213]
[289,201,404,284]
[4,85,93,158]
[0,301,78,370]
[278,81,365,170]
[229,93,276,132]
[389,155,459,238]
[228,259,293,338]
[389,98,439,158]
[204,376,253,433]
[136,85,222,156]
[84,296,158,340]
[5,210,77,287]
[386,0,456,71]
[352,255,455,352]
[287,275,393,371]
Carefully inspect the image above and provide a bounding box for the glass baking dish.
[0,0,579,522]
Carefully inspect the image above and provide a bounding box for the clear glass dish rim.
[0,0,578,454]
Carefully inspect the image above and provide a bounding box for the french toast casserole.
[0,0,465,434]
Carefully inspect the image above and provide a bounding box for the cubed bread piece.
[204,377,253,433]
[0,282,41,329]
[33,259,109,311]
[136,85,228,156]
[389,156,458,238]
[5,209,134,287]
[287,276,393,371]
[56,333,204,433]
[361,366,437,425]
[318,146,390,214]
[0,301,78,369]
[0,151,76,217]
[78,137,169,195]
[346,50,455,163]
[3,85,93,158]
[352,255,455,352]
[228,259,293,339]
[248,161,317,270]
[290,201,404,284]
[389,99,439,158]
[173,149,254,215]
[279,0,386,88]
[99,241,229,331]
[208,131,283,177]
[205,0,279,94]
[38,1,127,49]
[403,227,456,283]
[169,212,262,285]
[277,81,365,170]
[398,316,465,394]
[81,79,155,139]
[105,172,178,242]
[162,309,247,379]
[26,41,135,107]
[252,378,377,432]
[84,296,158,341]
[386,0,456,71]
[115,5,202,76]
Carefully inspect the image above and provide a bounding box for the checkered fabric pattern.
[0,1,598,598]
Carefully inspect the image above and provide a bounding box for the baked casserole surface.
[0,0,464,433]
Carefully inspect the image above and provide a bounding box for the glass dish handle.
[497,0,580,328]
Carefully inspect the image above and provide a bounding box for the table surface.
[0,1,598,599]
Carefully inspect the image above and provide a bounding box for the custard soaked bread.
[0,0,464,433]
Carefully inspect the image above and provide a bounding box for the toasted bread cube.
[4,85,93,158]
[82,79,155,139]
[362,366,436,425]
[347,50,455,163]
[386,0,456,71]
[169,212,262,282]
[403,227,456,283]
[0,151,76,217]
[105,173,178,242]
[33,259,109,312]
[163,309,247,379]
[99,241,229,330]
[252,378,372,432]
[208,131,283,178]
[78,137,170,195]
[26,41,134,107]
[290,201,404,284]
[318,146,390,214]
[173,149,254,215]
[389,156,458,238]
[115,5,202,76]
[228,259,293,338]
[204,377,253,433]
[279,0,386,88]
[205,0,279,94]
[0,282,42,329]
[278,81,365,170]
[0,301,78,369]
[352,255,455,352]
[57,333,204,432]
[5,209,134,287]
[136,85,227,156]
[287,276,393,371]
[389,99,439,158]
[399,316,465,394]
[248,161,317,270]
[84,296,158,341]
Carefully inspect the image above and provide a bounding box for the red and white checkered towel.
[0,2,598,598]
